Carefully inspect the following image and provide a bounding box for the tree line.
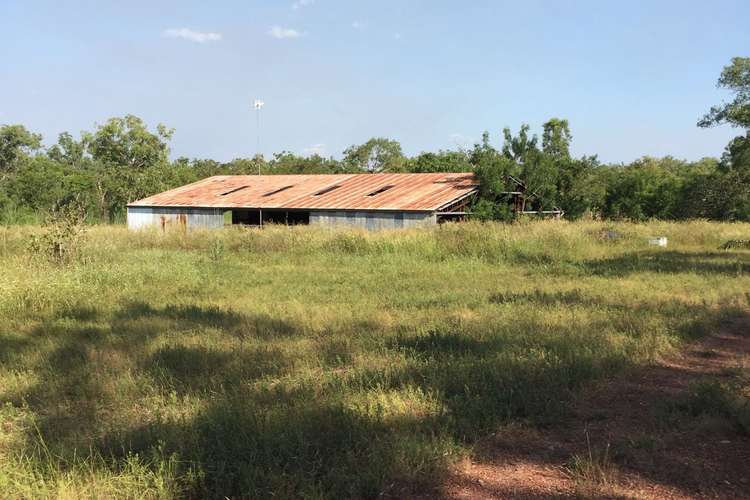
[1,57,748,224]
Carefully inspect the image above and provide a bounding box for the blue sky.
[2,0,748,163]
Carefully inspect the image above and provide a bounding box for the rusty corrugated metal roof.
[128,173,478,211]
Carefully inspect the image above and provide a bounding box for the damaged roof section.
[128,173,479,212]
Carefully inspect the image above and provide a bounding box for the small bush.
[28,201,87,264]
[678,379,750,435]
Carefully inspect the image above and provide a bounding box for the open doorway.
[231,209,261,225]
[228,209,309,226]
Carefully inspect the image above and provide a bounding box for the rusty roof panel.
[128,173,478,211]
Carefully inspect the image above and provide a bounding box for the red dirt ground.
[402,315,750,499]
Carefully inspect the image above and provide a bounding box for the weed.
[28,201,87,264]
[678,380,750,435]
[207,237,225,262]
[566,430,616,494]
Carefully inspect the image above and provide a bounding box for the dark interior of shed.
[229,209,310,226]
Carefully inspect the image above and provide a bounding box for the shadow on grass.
[10,296,750,499]
[15,302,302,463]
[386,310,750,499]
[130,302,745,498]
[487,288,747,342]
[114,300,302,340]
[0,333,35,363]
[114,302,246,329]
[581,250,750,277]
[101,397,421,498]
[148,343,292,394]
[59,304,100,321]
[390,330,490,358]
[489,289,593,306]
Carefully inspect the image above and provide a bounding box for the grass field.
[0,220,749,498]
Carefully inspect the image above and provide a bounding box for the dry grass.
[566,431,616,496]
[0,220,749,498]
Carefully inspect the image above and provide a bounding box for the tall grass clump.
[675,379,750,435]
[28,202,87,265]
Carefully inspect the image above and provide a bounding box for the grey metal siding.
[127,207,225,230]
[309,210,434,229]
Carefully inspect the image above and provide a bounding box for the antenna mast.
[253,99,264,175]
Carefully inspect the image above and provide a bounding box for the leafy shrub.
[679,379,750,434]
[28,201,87,264]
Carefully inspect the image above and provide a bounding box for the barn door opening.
[259,210,310,225]
[230,209,309,226]
[231,209,261,226]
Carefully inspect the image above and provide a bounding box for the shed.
[127,172,478,230]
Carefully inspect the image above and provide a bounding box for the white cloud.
[269,26,304,39]
[292,0,314,9]
[163,28,222,43]
[351,21,365,30]
[303,144,326,156]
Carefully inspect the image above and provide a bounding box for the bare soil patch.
[405,315,750,499]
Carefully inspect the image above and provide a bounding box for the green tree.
[48,132,86,165]
[0,125,42,174]
[556,155,602,219]
[0,125,44,222]
[7,156,96,213]
[83,115,174,169]
[677,158,739,219]
[7,156,66,211]
[698,57,750,130]
[223,157,267,175]
[699,57,750,171]
[469,132,516,220]
[721,132,750,170]
[501,124,537,163]
[542,118,572,159]
[407,150,472,173]
[342,138,404,173]
[698,57,750,219]
[501,125,559,213]
[267,152,344,174]
[600,157,687,220]
[541,118,602,218]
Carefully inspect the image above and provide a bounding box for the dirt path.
[429,316,750,499]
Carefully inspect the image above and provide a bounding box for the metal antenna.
[253,99,264,175]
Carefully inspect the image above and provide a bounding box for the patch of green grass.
[0,220,749,498]
[676,379,750,435]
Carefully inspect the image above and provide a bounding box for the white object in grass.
[648,236,668,247]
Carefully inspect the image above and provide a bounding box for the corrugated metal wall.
[127,207,436,230]
[127,207,225,230]
[309,211,435,230]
